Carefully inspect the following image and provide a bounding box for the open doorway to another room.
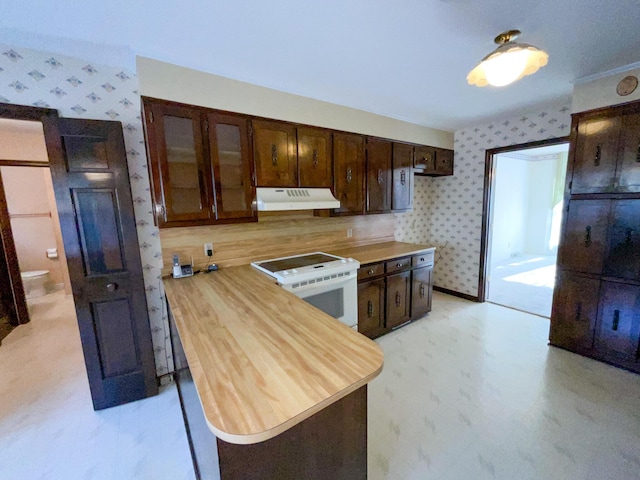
[0,118,71,343]
[480,139,570,317]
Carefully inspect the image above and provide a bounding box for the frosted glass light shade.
[467,42,549,87]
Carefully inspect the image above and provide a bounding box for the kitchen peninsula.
[164,263,384,480]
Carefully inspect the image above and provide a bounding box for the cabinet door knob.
[346,167,352,183]
[594,145,601,166]
[419,284,425,298]
[395,292,401,307]
[271,144,278,166]
[584,226,592,247]
[106,283,118,292]
[313,149,319,167]
[612,309,620,331]
[400,169,406,185]
[397,263,403,268]
[377,169,383,185]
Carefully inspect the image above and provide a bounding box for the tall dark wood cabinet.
[550,100,640,374]
[333,133,365,215]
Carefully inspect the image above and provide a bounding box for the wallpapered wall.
[0,45,171,376]
[396,102,573,297]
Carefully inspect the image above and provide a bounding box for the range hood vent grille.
[255,187,340,211]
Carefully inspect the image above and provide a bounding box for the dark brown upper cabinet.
[142,97,256,228]
[252,120,297,187]
[570,109,640,194]
[333,132,365,215]
[297,127,332,188]
[392,143,413,211]
[366,138,392,213]
[207,112,255,221]
[414,145,454,176]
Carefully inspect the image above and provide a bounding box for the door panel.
[386,271,410,329]
[298,127,332,188]
[44,117,157,410]
[616,113,640,192]
[392,143,413,210]
[549,271,599,351]
[253,120,297,187]
[357,279,385,338]
[333,133,364,215]
[604,199,640,281]
[411,267,432,319]
[560,199,611,275]
[366,138,392,213]
[596,282,640,363]
[571,117,620,193]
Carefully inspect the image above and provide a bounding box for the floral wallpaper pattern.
[0,44,171,376]
[396,102,572,297]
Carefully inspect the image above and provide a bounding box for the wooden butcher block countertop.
[329,241,435,265]
[163,265,384,445]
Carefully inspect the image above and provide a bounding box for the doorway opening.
[479,138,570,317]
[0,118,71,342]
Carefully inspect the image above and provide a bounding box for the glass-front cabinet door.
[144,102,211,226]
[207,113,255,221]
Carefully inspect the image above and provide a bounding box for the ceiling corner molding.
[574,61,640,86]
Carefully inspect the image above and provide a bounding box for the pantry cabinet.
[356,250,434,339]
[550,100,640,374]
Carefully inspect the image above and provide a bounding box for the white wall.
[572,66,640,113]
[524,158,557,255]
[491,155,529,264]
[137,57,454,148]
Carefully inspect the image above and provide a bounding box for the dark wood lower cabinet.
[595,281,640,368]
[386,271,411,329]
[357,279,385,338]
[356,252,434,339]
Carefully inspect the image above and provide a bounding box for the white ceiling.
[2,0,640,131]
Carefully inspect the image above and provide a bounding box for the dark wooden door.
[366,138,392,213]
[297,127,332,188]
[411,267,432,318]
[616,113,640,192]
[560,199,611,275]
[571,116,621,193]
[206,112,255,221]
[414,145,436,173]
[333,133,365,215]
[386,271,410,329]
[604,200,640,281]
[549,271,600,351]
[434,148,454,175]
[392,143,413,211]
[596,282,640,364]
[357,278,385,338]
[253,120,297,187]
[143,100,211,226]
[43,118,158,410]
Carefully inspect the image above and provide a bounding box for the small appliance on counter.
[172,254,194,278]
[251,252,359,329]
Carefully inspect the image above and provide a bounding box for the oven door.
[283,274,358,329]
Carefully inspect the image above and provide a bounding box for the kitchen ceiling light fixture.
[467,30,548,87]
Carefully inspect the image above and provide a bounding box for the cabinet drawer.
[358,262,385,280]
[386,256,412,274]
[412,251,434,267]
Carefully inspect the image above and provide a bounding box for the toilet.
[20,270,52,298]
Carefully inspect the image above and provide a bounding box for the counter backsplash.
[159,211,396,276]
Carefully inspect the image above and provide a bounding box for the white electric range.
[251,252,360,329]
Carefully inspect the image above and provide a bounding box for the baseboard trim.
[433,286,480,303]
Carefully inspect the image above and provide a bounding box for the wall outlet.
[347,228,353,238]
[204,242,213,256]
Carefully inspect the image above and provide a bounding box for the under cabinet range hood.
[255,187,340,211]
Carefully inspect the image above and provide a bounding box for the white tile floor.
[1,290,639,479]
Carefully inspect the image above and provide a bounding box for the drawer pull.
[377,169,383,185]
[612,310,620,331]
[584,226,592,247]
[367,300,373,317]
[419,284,425,298]
[106,283,118,292]
[395,292,401,307]
[368,269,375,275]
[271,144,278,166]
[594,145,601,166]
[420,257,425,262]
[397,263,403,268]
